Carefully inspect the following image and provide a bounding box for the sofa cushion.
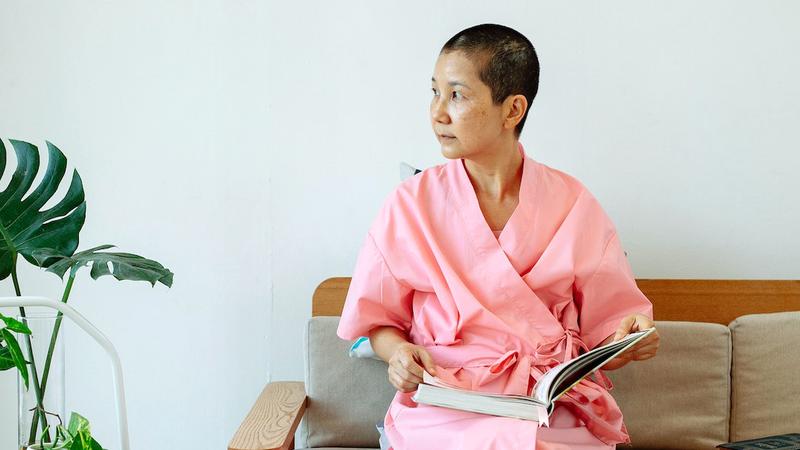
[299,317,394,449]
[729,311,800,441]
[605,321,731,450]
[300,318,734,449]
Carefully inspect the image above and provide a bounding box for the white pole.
[0,296,130,450]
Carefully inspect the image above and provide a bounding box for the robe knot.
[533,327,588,367]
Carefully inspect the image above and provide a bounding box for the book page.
[534,327,655,402]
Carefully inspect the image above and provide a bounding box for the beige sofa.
[229,279,800,450]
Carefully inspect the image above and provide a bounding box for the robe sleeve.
[336,231,415,340]
[574,230,654,351]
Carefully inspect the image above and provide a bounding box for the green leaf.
[51,424,76,450]
[76,431,91,450]
[0,328,29,388]
[0,345,15,370]
[33,245,173,287]
[0,139,86,279]
[0,312,32,334]
[68,435,84,450]
[62,412,106,450]
[67,412,90,435]
[56,424,74,447]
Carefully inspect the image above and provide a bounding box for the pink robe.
[337,142,653,450]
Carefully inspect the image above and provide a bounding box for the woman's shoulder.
[531,158,589,197]
[366,160,449,235]
[525,159,618,235]
[380,160,451,209]
[398,159,450,194]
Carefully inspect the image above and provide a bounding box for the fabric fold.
[337,143,653,449]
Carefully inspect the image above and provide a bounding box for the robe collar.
[446,142,566,341]
[447,141,539,272]
[438,147,627,443]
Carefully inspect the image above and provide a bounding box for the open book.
[411,327,656,426]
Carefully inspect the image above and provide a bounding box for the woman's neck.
[462,140,523,202]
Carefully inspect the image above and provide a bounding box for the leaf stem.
[39,273,75,400]
[12,253,51,445]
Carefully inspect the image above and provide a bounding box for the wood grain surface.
[228,381,306,450]
[313,277,800,324]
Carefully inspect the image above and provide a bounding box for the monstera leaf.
[33,245,173,287]
[0,139,86,279]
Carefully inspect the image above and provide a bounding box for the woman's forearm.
[368,326,411,363]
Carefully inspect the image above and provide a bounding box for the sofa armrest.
[228,381,307,450]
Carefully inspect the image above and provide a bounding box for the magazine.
[411,327,656,426]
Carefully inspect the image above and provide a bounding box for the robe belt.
[485,329,626,445]
[488,327,584,373]
[485,327,612,391]
[427,328,627,445]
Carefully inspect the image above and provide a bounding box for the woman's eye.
[451,91,463,100]
[431,88,439,96]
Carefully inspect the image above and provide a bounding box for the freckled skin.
[430,51,526,162]
[430,50,530,230]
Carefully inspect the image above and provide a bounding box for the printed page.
[534,328,655,402]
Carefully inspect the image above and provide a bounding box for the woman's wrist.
[368,326,411,363]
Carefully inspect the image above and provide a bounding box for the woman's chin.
[439,143,463,160]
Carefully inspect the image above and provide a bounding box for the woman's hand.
[601,313,660,371]
[387,342,438,393]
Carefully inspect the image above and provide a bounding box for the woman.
[337,24,660,450]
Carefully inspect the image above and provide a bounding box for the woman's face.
[430,50,508,160]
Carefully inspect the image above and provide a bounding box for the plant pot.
[24,444,68,450]
[17,312,65,450]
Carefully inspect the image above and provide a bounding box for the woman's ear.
[503,94,528,131]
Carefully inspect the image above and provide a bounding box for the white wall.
[0,2,273,448]
[2,1,799,449]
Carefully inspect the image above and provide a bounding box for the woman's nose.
[431,97,450,124]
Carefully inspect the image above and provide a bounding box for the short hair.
[441,24,540,136]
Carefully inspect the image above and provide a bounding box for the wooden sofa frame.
[227,278,800,450]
